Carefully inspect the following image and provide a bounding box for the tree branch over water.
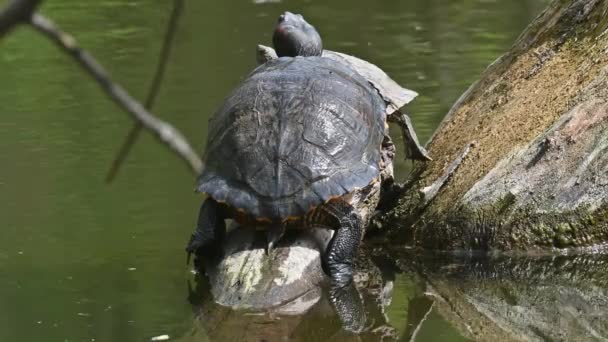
[106,0,185,182]
[0,0,203,175]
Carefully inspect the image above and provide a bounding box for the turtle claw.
[408,145,432,162]
[185,235,198,265]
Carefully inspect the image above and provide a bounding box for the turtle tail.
[266,221,286,255]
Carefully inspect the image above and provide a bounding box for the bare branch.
[29,13,203,174]
[106,0,185,182]
[0,0,42,37]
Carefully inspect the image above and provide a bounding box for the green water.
[0,0,553,341]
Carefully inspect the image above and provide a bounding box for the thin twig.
[29,13,203,174]
[0,0,42,37]
[106,0,185,182]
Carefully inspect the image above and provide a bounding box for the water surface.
[0,0,551,340]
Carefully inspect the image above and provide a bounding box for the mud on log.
[381,0,608,250]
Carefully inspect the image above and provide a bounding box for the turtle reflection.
[186,247,608,341]
[397,250,608,341]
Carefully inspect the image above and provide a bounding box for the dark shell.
[198,56,386,220]
[256,45,418,114]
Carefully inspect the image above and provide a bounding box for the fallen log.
[381,0,608,250]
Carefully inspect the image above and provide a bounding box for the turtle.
[188,56,384,289]
[186,12,429,291]
[257,12,431,162]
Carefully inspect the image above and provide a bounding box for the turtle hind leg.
[186,197,227,264]
[318,200,363,288]
[389,110,432,161]
[314,200,367,331]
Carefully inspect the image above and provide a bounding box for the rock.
[203,227,332,312]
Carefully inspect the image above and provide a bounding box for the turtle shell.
[198,56,386,220]
[256,45,418,114]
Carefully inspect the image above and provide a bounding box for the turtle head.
[273,12,322,57]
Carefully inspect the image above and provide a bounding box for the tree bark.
[380,0,608,250]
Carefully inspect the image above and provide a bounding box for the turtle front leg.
[186,197,227,264]
[256,44,278,65]
[388,110,432,161]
